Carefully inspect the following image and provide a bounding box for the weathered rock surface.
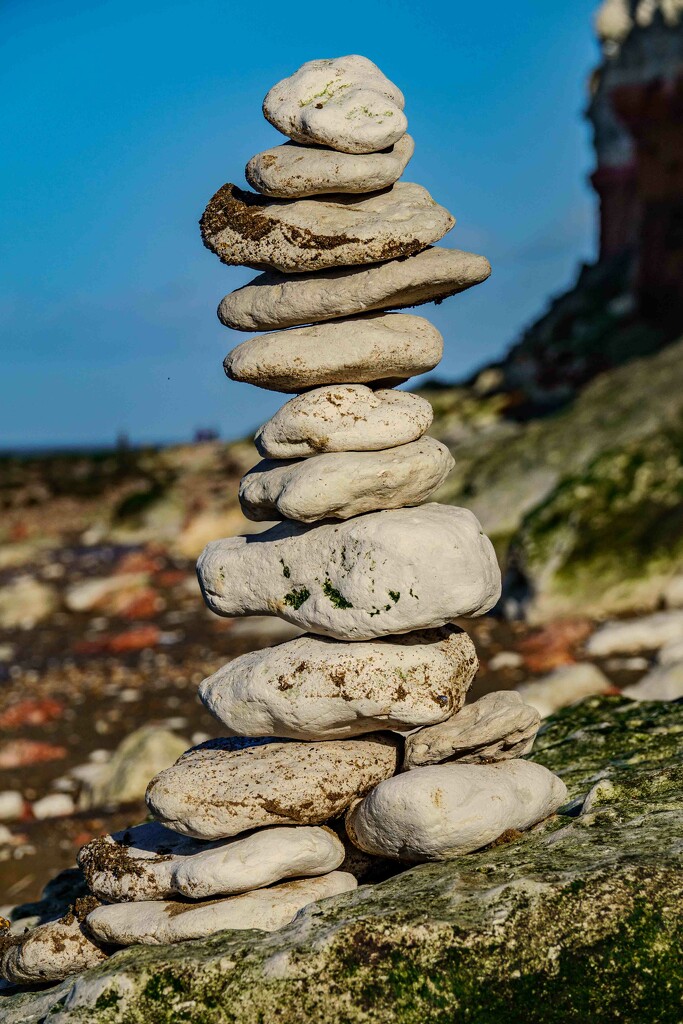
[146,734,400,839]
[346,760,566,861]
[86,873,357,946]
[197,504,501,640]
[201,182,452,274]
[246,135,414,198]
[586,610,683,656]
[218,247,492,332]
[199,626,477,740]
[263,55,407,154]
[517,663,615,718]
[79,822,345,902]
[622,660,683,701]
[4,698,682,1023]
[239,437,454,522]
[403,690,540,769]
[254,385,433,459]
[0,915,107,986]
[225,312,443,393]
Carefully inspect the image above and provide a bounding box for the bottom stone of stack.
[84,872,357,946]
[0,907,107,986]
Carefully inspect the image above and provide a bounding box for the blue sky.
[2,0,600,447]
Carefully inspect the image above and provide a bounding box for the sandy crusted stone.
[199,626,478,740]
[246,135,414,198]
[79,822,344,902]
[263,55,407,154]
[239,437,454,523]
[146,735,400,839]
[201,181,451,274]
[85,872,357,946]
[224,313,443,393]
[346,760,568,861]
[0,915,107,985]
[218,247,492,332]
[254,385,433,459]
[197,504,501,641]
[403,690,541,769]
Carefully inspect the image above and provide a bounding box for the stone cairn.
[0,55,568,986]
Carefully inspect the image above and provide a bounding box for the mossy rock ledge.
[3,696,682,1023]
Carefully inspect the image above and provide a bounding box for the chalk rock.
[622,661,683,702]
[201,182,452,274]
[403,690,540,769]
[346,760,568,861]
[255,386,433,459]
[197,504,501,641]
[0,576,57,630]
[246,135,414,198]
[225,313,443,393]
[0,791,24,821]
[658,638,683,666]
[81,726,188,810]
[86,872,357,946]
[0,916,107,985]
[32,793,75,819]
[79,821,344,902]
[586,611,683,657]
[517,663,615,719]
[218,247,492,332]
[146,734,400,839]
[239,438,454,523]
[263,55,407,154]
[199,626,478,740]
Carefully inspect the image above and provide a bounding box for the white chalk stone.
[346,760,568,862]
[31,793,75,820]
[201,182,452,274]
[658,638,683,665]
[403,690,540,769]
[239,437,454,523]
[224,313,443,393]
[197,504,501,641]
[0,917,107,985]
[79,821,344,902]
[263,55,407,154]
[517,663,616,718]
[85,872,357,946]
[586,611,683,657]
[622,661,683,702]
[199,626,478,740]
[254,386,433,459]
[246,135,414,198]
[0,791,24,822]
[218,247,492,332]
[146,734,400,839]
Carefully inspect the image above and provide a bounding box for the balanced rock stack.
[0,56,568,987]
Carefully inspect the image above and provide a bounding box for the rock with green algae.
[2,696,682,1023]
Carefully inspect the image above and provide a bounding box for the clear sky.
[2,0,600,448]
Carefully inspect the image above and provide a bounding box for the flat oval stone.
[239,437,454,523]
[199,626,477,740]
[254,386,433,459]
[79,822,344,901]
[0,917,107,985]
[197,504,501,641]
[85,872,357,945]
[403,690,541,769]
[246,135,414,198]
[218,247,492,332]
[263,55,407,154]
[224,313,443,393]
[146,734,400,839]
[346,760,568,861]
[201,182,452,274]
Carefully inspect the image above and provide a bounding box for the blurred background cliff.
[1,0,682,902]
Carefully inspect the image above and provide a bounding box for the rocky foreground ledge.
[3,695,681,1023]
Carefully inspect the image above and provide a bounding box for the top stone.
[263,55,407,154]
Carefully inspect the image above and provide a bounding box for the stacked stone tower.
[0,56,567,984]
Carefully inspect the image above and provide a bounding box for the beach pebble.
[197,504,501,641]
[79,821,344,902]
[586,610,683,657]
[403,690,540,769]
[239,438,454,523]
[346,760,568,861]
[263,55,406,154]
[201,181,452,274]
[254,385,433,459]
[225,313,443,393]
[31,793,75,820]
[517,663,616,718]
[658,638,683,665]
[218,246,491,332]
[0,915,107,985]
[622,661,683,701]
[199,626,478,740]
[146,734,400,839]
[246,135,414,198]
[0,791,24,822]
